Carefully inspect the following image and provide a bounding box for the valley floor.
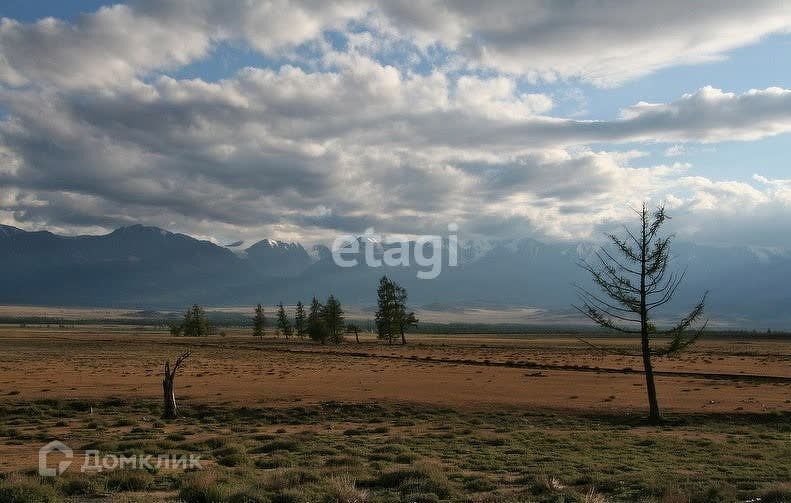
[0,327,788,501]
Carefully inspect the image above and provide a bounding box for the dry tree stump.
[162,350,191,419]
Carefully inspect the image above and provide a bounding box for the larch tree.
[575,203,707,423]
[276,302,292,339]
[375,276,417,345]
[375,276,398,344]
[322,295,345,344]
[294,301,306,339]
[181,305,212,337]
[346,323,361,343]
[307,297,327,344]
[393,283,417,345]
[253,304,266,338]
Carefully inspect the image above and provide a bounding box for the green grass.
[0,399,788,502]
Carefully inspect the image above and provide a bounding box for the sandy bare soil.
[0,326,788,415]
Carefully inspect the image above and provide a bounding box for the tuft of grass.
[113,417,138,427]
[0,474,59,503]
[254,454,293,469]
[217,452,249,467]
[462,475,497,493]
[178,470,232,503]
[103,469,154,492]
[368,461,452,499]
[55,474,103,496]
[325,475,369,503]
[584,487,609,503]
[758,483,791,503]
[263,468,319,491]
[324,456,360,467]
[253,439,299,454]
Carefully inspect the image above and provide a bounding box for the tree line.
[170,275,418,345]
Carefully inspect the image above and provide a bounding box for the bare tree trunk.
[641,333,661,423]
[162,376,177,419]
[162,351,191,420]
[400,327,406,345]
[355,330,359,343]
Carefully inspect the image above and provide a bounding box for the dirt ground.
[0,326,788,415]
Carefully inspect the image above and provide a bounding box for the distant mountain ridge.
[243,238,312,277]
[1,224,790,328]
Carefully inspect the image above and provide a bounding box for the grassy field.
[0,325,789,502]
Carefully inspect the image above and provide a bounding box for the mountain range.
[2,223,790,328]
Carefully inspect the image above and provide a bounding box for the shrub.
[178,472,231,503]
[56,475,102,496]
[104,469,153,492]
[217,452,248,467]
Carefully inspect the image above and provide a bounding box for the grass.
[0,474,59,502]
[0,399,788,502]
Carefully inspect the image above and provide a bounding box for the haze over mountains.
[2,224,790,328]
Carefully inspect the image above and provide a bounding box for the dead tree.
[575,203,707,423]
[162,350,191,419]
[346,323,360,343]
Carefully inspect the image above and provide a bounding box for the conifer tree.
[276,302,292,339]
[307,296,327,344]
[375,276,417,345]
[253,304,266,338]
[576,203,707,423]
[322,295,345,344]
[294,301,306,339]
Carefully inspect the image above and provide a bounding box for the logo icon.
[39,440,73,476]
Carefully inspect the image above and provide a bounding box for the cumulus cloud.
[617,87,791,142]
[0,4,210,88]
[4,1,791,90]
[1,1,791,247]
[0,0,367,89]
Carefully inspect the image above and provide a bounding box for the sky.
[0,1,790,247]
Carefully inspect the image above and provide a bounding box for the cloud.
[617,87,791,142]
[3,1,791,90]
[374,0,791,86]
[3,51,791,244]
[664,145,685,157]
[0,0,367,89]
[0,4,211,88]
[1,2,791,247]
[660,174,791,247]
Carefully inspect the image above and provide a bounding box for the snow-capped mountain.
[244,239,312,276]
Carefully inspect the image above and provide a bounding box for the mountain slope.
[244,239,312,276]
[1,225,790,327]
[0,225,249,306]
